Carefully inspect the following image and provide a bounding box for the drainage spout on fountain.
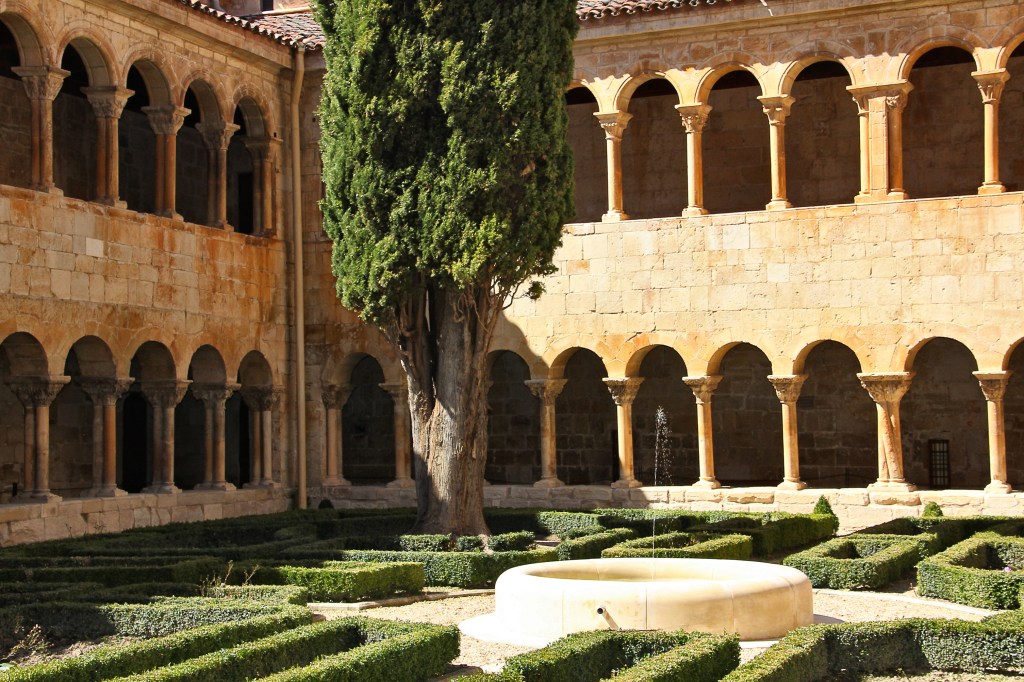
[596,605,619,630]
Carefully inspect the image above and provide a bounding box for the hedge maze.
[0,503,1021,680]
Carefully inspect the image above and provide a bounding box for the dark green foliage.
[602,532,753,560]
[782,535,928,590]
[269,562,424,602]
[488,531,535,552]
[0,609,311,682]
[344,534,451,551]
[688,513,835,556]
[201,584,310,605]
[596,510,693,536]
[811,496,835,519]
[916,534,1024,608]
[0,558,224,586]
[327,548,556,587]
[456,535,485,552]
[856,516,969,549]
[314,515,416,540]
[606,632,740,682]
[484,510,606,538]
[922,501,944,518]
[557,528,636,561]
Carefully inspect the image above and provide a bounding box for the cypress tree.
[314,0,578,534]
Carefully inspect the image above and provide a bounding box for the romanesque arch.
[120,58,170,215]
[565,85,604,223]
[621,77,687,220]
[485,350,539,484]
[0,13,36,189]
[341,354,395,483]
[630,345,695,486]
[555,347,616,485]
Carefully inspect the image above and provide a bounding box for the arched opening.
[0,18,31,189]
[120,63,161,214]
[341,356,395,483]
[904,46,982,199]
[704,70,770,214]
[237,350,274,486]
[178,345,228,490]
[632,346,695,485]
[798,341,875,487]
[0,332,50,502]
[712,343,781,485]
[555,349,616,485]
[621,78,686,220]
[124,341,176,494]
[485,351,539,484]
[176,82,216,225]
[902,338,986,488]
[787,60,858,207]
[1004,342,1024,488]
[1000,42,1024,192]
[54,40,106,201]
[227,106,255,233]
[565,86,604,223]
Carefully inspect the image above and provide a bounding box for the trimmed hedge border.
[0,558,224,586]
[0,608,311,682]
[688,513,836,556]
[557,529,636,561]
[916,534,1024,609]
[602,532,752,560]
[250,561,424,602]
[782,535,932,590]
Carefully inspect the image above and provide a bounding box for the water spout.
[596,605,619,630]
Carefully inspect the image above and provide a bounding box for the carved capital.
[195,120,240,151]
[141,379,191,408]
[244,136,282,162]
[768,374,807,404]
[241,386,280,411]
[857,372,914,406]
[143,105,190,136]
[675,104,712,134]
[6,375,70,408]
[378,381,407,400]
[603,377,643,406]
[82,86,133,119]
[973,69,1010,104]
[525,378,567,406]
[974,371,1012,403]
[593,111,632,140]
[78,376,133,406]
[191,381,240,407]
[683,375,723,405]
[321,383,353,410]
[12,66,69,102]
[758,95,795,126]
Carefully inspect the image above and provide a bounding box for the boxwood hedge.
[250,561,424,602]
[916,534,1024,609]
[556,529,636,561]
[602,532,752,560]
[782,535,926,590]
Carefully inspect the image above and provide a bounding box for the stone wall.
[486,351,541,484]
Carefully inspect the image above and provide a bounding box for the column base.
[30,184,62,196]
[978,183,1006,196]
[886,190,909,201]
[533,477,565,489]
[602,210,629,222]
[156,210,184,221]
[211,220,235,232]
[985,481,1013,494]
[387,477,416,489]
[692,478,721,490]
[96,197,128,209]
[85,486,128,498]
[766,199,792,211]
[322,477,350,487]
[611,477,642,489]
[15,491,62,503]
[777,479,807,491]
[142,484,181,494]
[867,480,917,492]
[196,481,237,491]
[258,480,280,489]
[682,206,708,217]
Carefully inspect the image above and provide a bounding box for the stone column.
[768,374,807,490]
[604,378,644,488]
[12,66,68,194]
[676,104,711,216]
[241,389,263,486]
[380,382,415,487]
[244,137,281,236]
[192,382,239,490]
[142,105,189,219]
[78,377,132,497]
[758,95,795,210]
[847,83,912,202]
[857,372,915,491]
[683,375,723,488]
[973,70,1010,195]
[525,378,567,487]
[974,371,1012,493]
[196,121,240,228]
[883,86,911,200]
[850,92,871,201]
[83,86,133,206]
[250,388,281,487]
[7,376,70,501]
[322,383,352,486]
[594,111,632,222]
[141,380,190,493]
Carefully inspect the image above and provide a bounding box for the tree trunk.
[406,286,492,536]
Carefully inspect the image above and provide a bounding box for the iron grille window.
[929,439,950,489]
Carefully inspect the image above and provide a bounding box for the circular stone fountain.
[460,558,813,646]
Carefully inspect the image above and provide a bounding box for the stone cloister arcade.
[0,13,280,236]
[0,331,284,503]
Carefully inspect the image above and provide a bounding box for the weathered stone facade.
[4,0,1024,545]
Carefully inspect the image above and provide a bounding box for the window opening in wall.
[564,86,603,223]
[0,20,31,190]
[230,107,255,234]
[55,45,96,201]
[121,391,149,493]
[177,86,209,226]
[929,439,950,489]
[120,65,156,214]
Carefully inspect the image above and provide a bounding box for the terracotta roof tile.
[577,0,736,20]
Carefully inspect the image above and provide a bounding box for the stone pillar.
[676,104,711,216]
[244,137,281,236]
[192,382,239,490]
[758,96,795,210]
[768,374,807,490]
[974,371,1012,493]
[196,121,240,228]
[143,105,189,219]
[78,377,133,497]
[973,70,1010,195]
[141,380,190,493]
[243,388,282,487]
[241,389,263,486]
[380,382,415,488]
[594,111,632,222]
[604,378,644,488]
[525,378,567,487]
[847,83,912,202]
[7,376,70,501]
[322,383,352,486]
[83,86,133,206]
[857,372,915,491]
[851,92,871,201]
[12,66,68,194]
[683,375,723,489]
[883,86,911,200]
